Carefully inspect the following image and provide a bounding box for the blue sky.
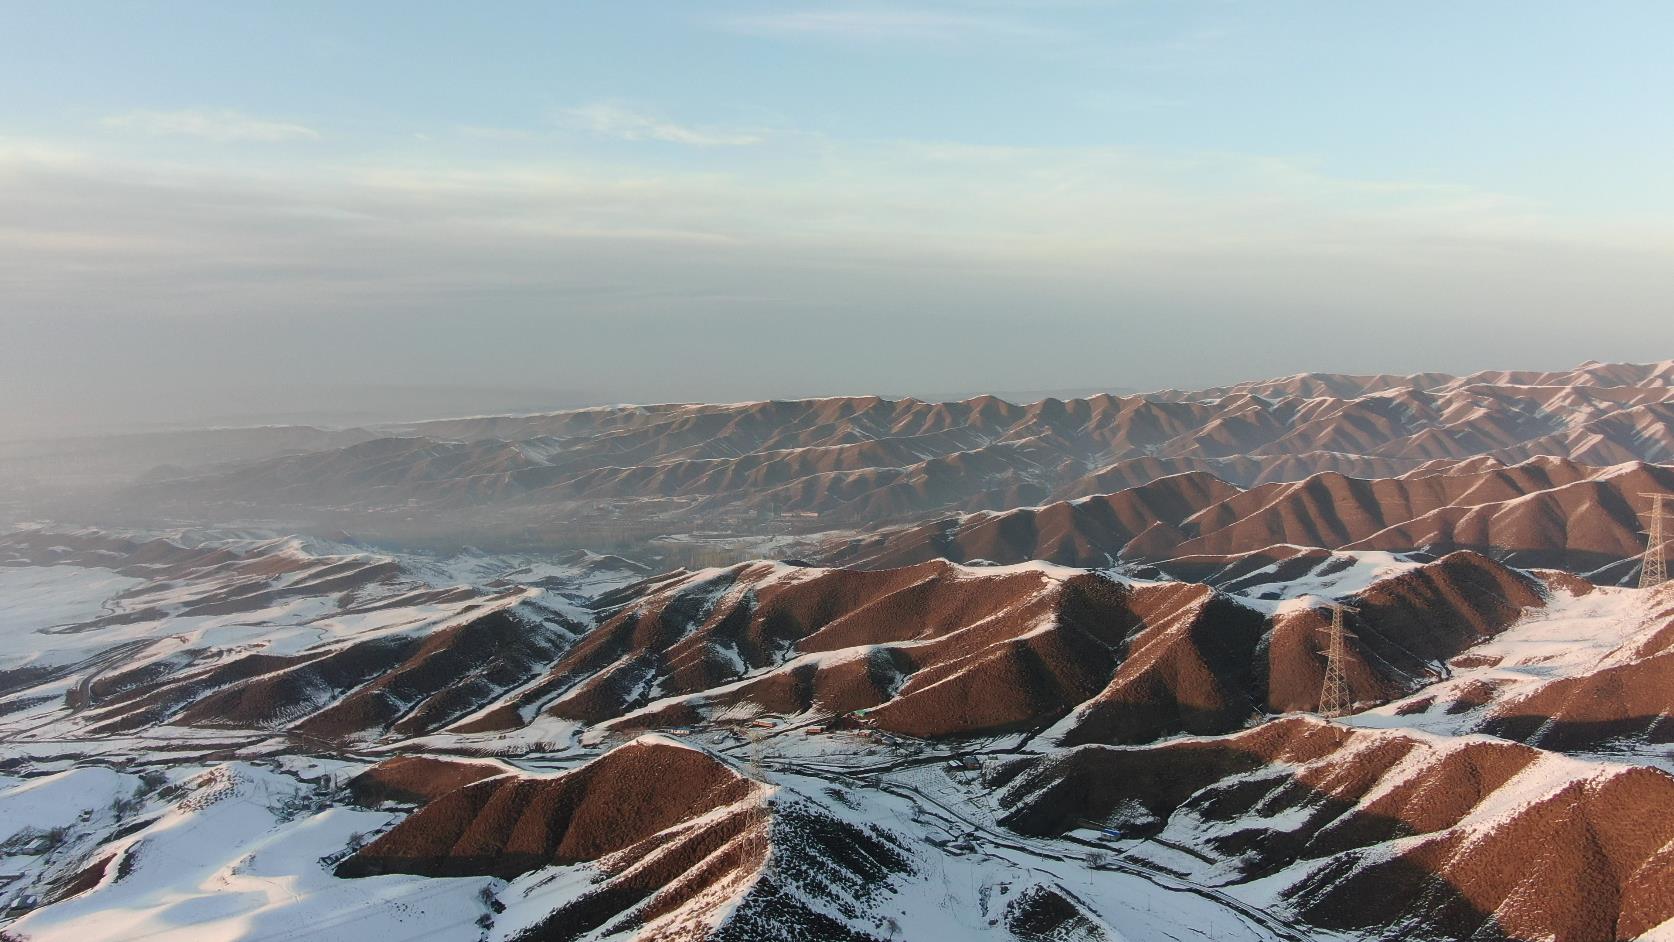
[3,2,1672,432]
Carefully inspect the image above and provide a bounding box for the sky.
[3,1,1672,435]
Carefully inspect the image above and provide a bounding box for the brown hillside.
[114,360,1674,547]
[825,458,1674,585]
[346,755,511,807]
[341,738,757,879]
[341,738,910,942]
[450,553,1555,751]
[997,717,1674,942]
[1483,584,1674,750]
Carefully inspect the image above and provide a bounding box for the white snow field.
[1,529,1669,942]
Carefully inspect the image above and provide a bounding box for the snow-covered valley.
[0,522,1668,942]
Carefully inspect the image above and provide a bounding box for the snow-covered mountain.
[2,359,1672,942]
[823,457,1674,585]
[1,522,1670,941]
[9,360,1673,561]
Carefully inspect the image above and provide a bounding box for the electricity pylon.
[736,721,777,883]
[740,722,767,780]
[1640,493,1672,589]
[1318,602,1358,718]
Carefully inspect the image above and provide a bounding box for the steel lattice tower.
[739,723,777,882]
[1318,602,1358,718]
[1641,493,1671,589]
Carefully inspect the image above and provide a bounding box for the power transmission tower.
[1317,602,1358,718]
[741,722,767,781]
[733,721,778,884]
[1640,493,1672,589]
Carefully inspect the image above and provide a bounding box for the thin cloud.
[101,109,320,143]
[720,8,1065,45]
[3,140,1669,422]
[455,125,539,142]
[562,103,764,147]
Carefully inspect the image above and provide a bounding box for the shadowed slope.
[998,717,1674,942]
[825,471,1240,570]
[1056,551,1543,745]
[1482,582,1674,751]
[341,737,911,942]
[103,360,1674,548]
[825,458,1674,585]
[449,552,1553,750]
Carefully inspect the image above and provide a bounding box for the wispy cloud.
[562,103,764,147]
[454,125,539,142]
[1,135,1637,302]
[3,137,1668,413]
[100,109,320,143]
[720,8,1064,45]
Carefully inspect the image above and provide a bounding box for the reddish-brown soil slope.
[459,560,1146,740]
[452,552,1548,750]
[1483,584,1674,751]
[342,738,910,942]
[826,458,1674,585]
[341,738,758,879]
[346,755,511,807]
[1263,551,1545,713]
[1163,459,1672,577]
[998,716,1674,942]
[825,472,1240,570]
[113,360,1674,547]
[1056,552,1542,745]
[75,602,579,739]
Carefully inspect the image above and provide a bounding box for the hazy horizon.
[4,10,1674,940]
[6,352,1658,442]
[5,2,1673,439]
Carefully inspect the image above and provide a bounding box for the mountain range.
[2,359,1672,942]
[4,360,1666,561]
